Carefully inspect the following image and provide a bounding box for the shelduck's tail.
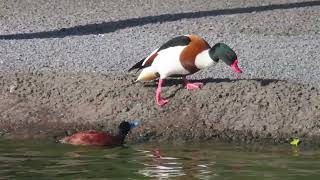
[136,67,158,82]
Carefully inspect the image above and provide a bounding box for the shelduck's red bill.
[230,59,242,74]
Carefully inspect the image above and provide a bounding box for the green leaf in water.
[290,138,301,146]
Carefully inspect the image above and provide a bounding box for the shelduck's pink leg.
[156,79,168,106]
[183,77,203,90]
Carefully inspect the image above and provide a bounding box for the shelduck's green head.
[209,43,242,73]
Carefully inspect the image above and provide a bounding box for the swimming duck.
[128,35,242,106]
[59,121,140,146]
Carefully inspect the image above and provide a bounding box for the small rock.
[9,85,17,93]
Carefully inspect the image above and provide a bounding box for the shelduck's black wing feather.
[128,58,145,72]
[158,36,191,52]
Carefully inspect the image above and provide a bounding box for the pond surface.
[0,139,320,179]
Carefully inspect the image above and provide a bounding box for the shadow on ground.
[1,1,319,40]
[142,78,284,87]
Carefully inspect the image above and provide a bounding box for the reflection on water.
[137,148,219,179]
[138,148,186,178]
[0,139,320,179]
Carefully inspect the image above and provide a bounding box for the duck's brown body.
[59,130,123,146]
[59,121,139,146]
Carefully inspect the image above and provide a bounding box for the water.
[1,139,320,179]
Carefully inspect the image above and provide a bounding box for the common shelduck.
[129,35,242,106]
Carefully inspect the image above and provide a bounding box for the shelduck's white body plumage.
[138,46,187,80]
[137,48,215,81]
[195,49,214,69]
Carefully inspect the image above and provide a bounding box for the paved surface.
[1,0,320,86]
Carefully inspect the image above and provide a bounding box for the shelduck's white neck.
[195,49,215,69]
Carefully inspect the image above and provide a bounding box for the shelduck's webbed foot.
[156,98,169,106]
[183,77,203,90]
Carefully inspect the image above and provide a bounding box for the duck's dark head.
[209,43,242,74]
[118,120,140,136]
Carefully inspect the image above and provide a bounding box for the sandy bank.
[1,72,319,145]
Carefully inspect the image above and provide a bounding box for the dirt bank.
[1,72,320,145]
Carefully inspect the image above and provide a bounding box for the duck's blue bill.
[129,120,141,129]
